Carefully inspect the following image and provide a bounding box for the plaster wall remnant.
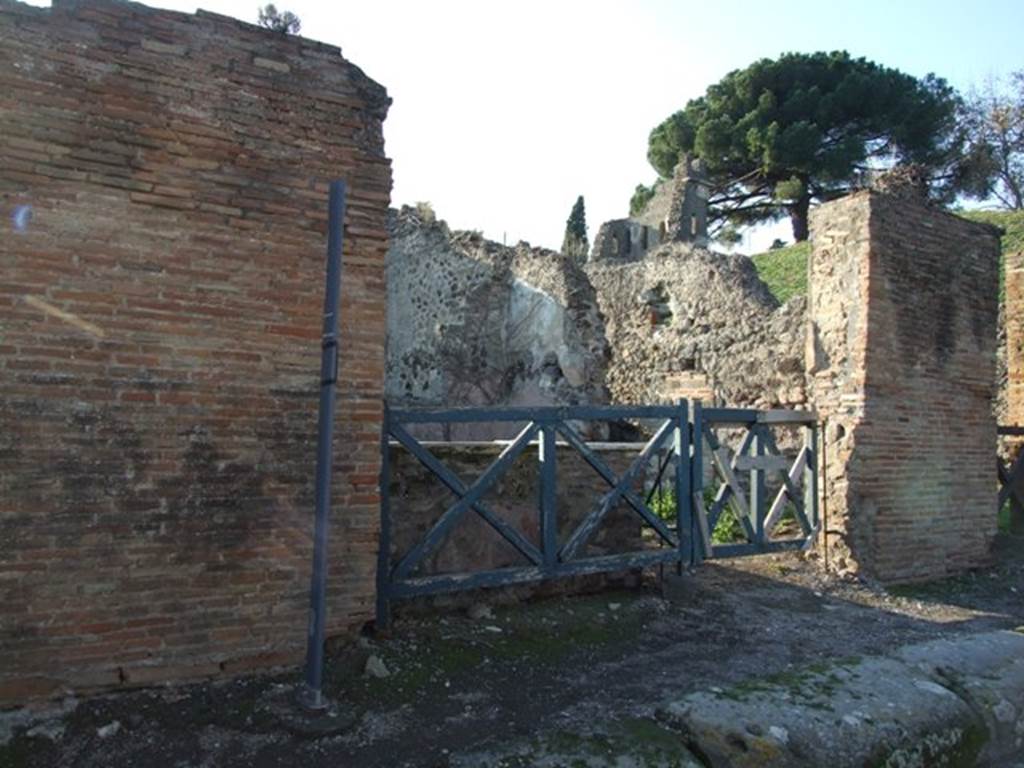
[0,0,391,704]
[586,244,807,410]
[807,190,1001,583]
[386,206,610,438]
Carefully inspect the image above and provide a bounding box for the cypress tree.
[562,195,589,264]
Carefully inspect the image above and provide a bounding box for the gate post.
[751,426,766,546]
[805,422,819,534]
[674,399,691,569]
[690,400,705,564]
[539,421,558,570]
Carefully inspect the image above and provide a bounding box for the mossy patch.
[867,719,988,768]
[326,591,653,709]
[0,736,47,768]
[486,718,696,768]
[712,656,863,708]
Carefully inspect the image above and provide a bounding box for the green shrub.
[648,488,745,544]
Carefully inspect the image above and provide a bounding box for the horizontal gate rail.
[389,404,682,424]
[389,550,686,599]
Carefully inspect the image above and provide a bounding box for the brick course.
[0,0,391,704]
[807,191,1000,582]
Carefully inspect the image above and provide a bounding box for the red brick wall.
[0,0,391,703]
[808,192,1000,582]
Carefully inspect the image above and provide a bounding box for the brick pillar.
[807,191,1001,582]
[1004,251,1024,534]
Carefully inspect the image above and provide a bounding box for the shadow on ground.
[3,537,1023,768]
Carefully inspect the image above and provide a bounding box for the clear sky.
[23,0,1024,251]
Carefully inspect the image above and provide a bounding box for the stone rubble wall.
[586,244,807,410]
[0,0,391,704]
[387,209,808,431]
[386,207,610,438]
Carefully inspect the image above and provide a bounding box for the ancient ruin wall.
[1006,251,1024,427]
[386,207,609,436]
[586,244,807,409]
[0,0,391,703]
[808,192,1000,582]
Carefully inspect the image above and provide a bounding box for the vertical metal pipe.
[299,179,347,711]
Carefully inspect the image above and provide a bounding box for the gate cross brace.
[998,452,1024,510]
[704,426,757,541]
[758,429,813,536]
[391,422,538,581]
[559,419,677,561]
[389,422,543,567]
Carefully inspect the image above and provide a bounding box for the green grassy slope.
[750,210,1024,305]
[750,242,810,304]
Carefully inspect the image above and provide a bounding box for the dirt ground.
[3,536,1023,768]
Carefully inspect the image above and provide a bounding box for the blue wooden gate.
[690,403,820,561]
[376,401,819,626]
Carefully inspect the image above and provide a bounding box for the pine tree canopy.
[645,51,966,240]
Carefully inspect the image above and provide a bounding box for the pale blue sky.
[23,0,1024,251]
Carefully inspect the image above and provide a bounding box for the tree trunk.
[790,194,811,242]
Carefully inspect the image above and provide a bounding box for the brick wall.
[0,0,391,703]
[807,191,1000,582]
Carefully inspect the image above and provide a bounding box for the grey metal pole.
[298,179,347,711]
